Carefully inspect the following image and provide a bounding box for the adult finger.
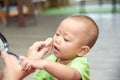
[29,41,46,52]
[37,47,49,58]
[1,51,20,67]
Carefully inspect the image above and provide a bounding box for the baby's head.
[53,15,99,60]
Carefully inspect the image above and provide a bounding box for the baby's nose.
[55,37,61,44]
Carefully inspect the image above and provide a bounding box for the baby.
[20,15,99,80]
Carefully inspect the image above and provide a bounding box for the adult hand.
[27,41,50,60]
[0,70,3,80]
[1,51,33,80]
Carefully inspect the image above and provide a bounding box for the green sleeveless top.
[33,55,90,80]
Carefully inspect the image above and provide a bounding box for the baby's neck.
[57,58,71,65]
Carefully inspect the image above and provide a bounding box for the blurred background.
[0,0,120,80]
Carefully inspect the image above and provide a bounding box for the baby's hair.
[68,15,99,49]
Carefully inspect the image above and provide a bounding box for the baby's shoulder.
[69,56,88,65]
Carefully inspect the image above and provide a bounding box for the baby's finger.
[20,57,29,71]
[24,63,32,71]
[19,56,26,62]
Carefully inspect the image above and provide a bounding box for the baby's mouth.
[53,45,60,52]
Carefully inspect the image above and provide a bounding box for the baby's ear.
[77,46,90,56]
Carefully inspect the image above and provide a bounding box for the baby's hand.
[20,56,46,71]
[20,56,34,72]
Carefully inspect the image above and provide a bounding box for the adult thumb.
[0,51,9,66]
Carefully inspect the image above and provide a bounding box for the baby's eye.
[56,33,59,36]
[64,38,70,42]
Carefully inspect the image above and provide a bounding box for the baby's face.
[53,19,86,60]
